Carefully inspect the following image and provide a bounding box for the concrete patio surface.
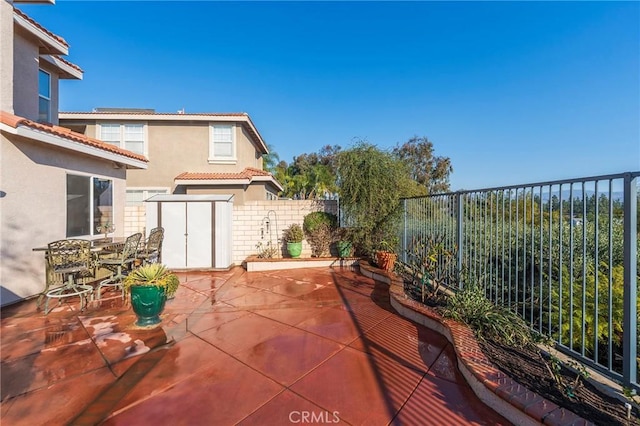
[1,266,510,425]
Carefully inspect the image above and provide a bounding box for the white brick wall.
[124,205,146,236]
[231,200,338,264]
[123,200,338,266]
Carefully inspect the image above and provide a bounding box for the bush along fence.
[400,171,639,390]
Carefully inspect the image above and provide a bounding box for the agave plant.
[123,263,180,297]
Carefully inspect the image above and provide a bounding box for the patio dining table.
[32,237,126,253]
[32,237,127,312]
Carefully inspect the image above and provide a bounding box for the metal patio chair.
[43,239,95,315]
[137,226,164,265]
[95,232,142,300]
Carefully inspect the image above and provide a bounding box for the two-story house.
[0,1,147,306]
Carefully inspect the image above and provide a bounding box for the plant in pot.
[375,240,398,272]
[283,223,304,258]
[303,212,337,257]
[123,263,180,327]
[334,227,353,258]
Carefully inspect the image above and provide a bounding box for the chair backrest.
[146,227,164,253]
[121,233,142,261]
[47,239,92,269]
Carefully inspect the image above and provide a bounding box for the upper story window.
[209,124,236,164]
[38,70,51,123]
[98,123,146,155]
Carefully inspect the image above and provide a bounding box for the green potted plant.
[283,223,304,258]
[334,227,353,258]
[123,263,180,327]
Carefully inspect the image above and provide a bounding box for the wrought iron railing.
[400,171,639,389]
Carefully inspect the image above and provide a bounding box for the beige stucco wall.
[185,185,248,204]
[75,120,269,203]
[0,133,127,306]
[1,0,14,113]
[11,27,61,124]
[12,29,39,121]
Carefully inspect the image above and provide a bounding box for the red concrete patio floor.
[1,266,510,425]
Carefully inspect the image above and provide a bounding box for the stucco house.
[59,110,283,206]
[0,1,147,306]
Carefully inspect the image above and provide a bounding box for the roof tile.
[175,168,273,181]
[14,8,69,48]
[0,111,147,162]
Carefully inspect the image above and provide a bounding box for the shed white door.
[186,202,212,268]
[161,202,212,269]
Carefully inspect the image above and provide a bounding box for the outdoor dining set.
[34,227,164,314]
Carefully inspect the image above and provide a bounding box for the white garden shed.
[145,194,234,269]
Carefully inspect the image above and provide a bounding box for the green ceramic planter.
[130,285,167,327]
[287,242,303,258]
[336,241,352,258]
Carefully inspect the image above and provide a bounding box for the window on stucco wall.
[66,174,113,237]
[38,69,51,123]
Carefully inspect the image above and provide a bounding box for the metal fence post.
[456,192,464,289]
[623,173,638,387]
[402,199,407,263]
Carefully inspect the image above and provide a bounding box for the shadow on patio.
[1,266,509,425]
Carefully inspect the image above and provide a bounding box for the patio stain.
[68,341,175,426]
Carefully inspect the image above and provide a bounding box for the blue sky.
[20,1,640,191]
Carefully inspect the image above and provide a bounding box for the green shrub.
[303,212,337,234]
[303,212,337,257]
[443,284,532,348]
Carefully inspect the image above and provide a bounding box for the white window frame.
[209,123,237,164]
[97,122,148,156]
[266,191,278,201]
[38,69,51,123]
[126,187,170,206]
[66,173,114,238]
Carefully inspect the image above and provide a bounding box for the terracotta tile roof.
[175,167,273,181]
[14,8,69,48]
[0,111,147,162]
[53,55,83,73]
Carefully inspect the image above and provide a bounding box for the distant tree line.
[264,136,453,201]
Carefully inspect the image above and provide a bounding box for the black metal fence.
[401,171,639,389]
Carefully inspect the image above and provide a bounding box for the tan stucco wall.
[74,120,269,201]
[0,133,127,306]
[185,185,247,204]
[1,0,14,113]
[12,29,39,121]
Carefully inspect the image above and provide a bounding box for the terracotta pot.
[376,251,397,272]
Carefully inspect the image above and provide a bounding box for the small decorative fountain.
[257,210,279,258]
